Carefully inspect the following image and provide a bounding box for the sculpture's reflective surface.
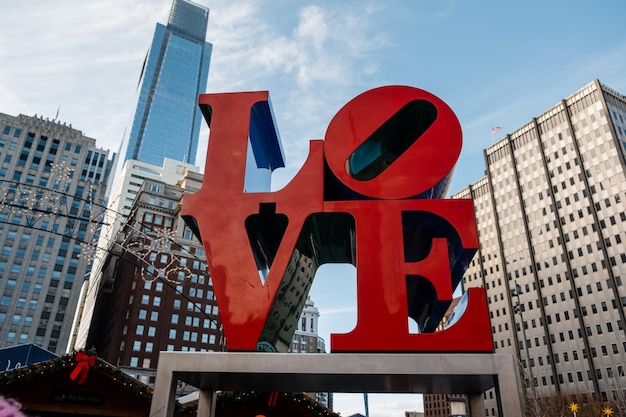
[183,86,492,353]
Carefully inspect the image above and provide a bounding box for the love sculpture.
[182,86,493,353]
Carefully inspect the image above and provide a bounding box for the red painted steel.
[324,85,462,199]
[182,86,493,353]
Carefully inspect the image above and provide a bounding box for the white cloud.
[200,1,390,188]
[0,1,167,148]
[322,305,357,316]
[295,5,329,52]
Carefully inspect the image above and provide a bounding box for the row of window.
[491,293,624,327]
[164,330,217,344]
[2,126,22,138]
[131,304,219,323]
[530,365,625,388]
[1,127,82,152]
[471,250,626,287]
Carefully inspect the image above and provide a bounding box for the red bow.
[70,352,98,384]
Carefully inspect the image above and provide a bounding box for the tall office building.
[72,0,212,352]
[82,170,222,385]
[0,113,112,354]
[122,0,212,166]
[455,80,626,415]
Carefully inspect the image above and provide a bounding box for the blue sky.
[2,1,626,415]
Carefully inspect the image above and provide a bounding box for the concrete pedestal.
[149,352,522,417]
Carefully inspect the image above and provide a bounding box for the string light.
[0,162,199,280]
[0,350,152,398]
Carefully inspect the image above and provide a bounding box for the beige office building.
[0,113,112,354]
[454,80,626,415]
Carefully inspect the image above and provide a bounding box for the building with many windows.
[81,170,222,385]
[71,158,199,351]
[455,80,626,415]
[289,296,325,355]
[0,113,112,354]
[121,0,212,167]
[72,0,210,353]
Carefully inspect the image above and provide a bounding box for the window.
[133,341,142,351]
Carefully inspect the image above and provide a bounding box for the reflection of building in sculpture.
[72,158,199,351]
[80,170,222,385]
[256,247,316,352]
[455,80,626,415]
[288,296,332,408]
[0,112,112,354]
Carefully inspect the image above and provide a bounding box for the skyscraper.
[122,0,212,166]
[0,113,112,354]
[455,80,626,415]
[71,0,212,359]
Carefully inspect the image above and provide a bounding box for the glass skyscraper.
[123,0,212,166]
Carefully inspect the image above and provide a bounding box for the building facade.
[289,296,326,355]
[0,113,112,354]
[83,171,222,385]
[122,0,212,167]
[455,80,626,415]
[71,158,199,350]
